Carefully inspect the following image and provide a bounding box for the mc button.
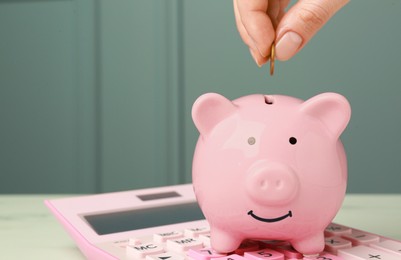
[126,243,164,258]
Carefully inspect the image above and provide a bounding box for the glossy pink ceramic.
[191,93,351,255]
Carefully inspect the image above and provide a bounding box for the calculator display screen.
[83,202,205,235]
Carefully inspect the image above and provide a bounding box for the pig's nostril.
[264,96,274,105]
[260,180,268,189]
[260,179,283,190]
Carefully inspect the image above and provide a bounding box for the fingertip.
[235,1,274,58]
[274,0,348,61]
[249,48,268,67]
[275,31,303,61]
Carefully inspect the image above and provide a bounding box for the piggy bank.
[191,92,351,255]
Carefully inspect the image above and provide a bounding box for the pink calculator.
[45,184,401,260]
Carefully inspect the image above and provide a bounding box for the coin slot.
[264,96,274,105]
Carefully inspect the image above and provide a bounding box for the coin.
[270,42,275,76]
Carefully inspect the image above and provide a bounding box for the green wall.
[1,0,400,194]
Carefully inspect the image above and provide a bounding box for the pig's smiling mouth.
[247,210,293,223]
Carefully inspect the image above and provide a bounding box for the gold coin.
[270,42,275,76]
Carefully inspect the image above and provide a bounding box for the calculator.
[45,184,401,260]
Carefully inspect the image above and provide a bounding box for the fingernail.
[276,31,303,61]
[249,48,262,67]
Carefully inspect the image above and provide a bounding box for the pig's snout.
[245,161,299,206]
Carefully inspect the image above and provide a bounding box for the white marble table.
[1,194,400,260]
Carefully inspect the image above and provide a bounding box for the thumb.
[275,0,349,61]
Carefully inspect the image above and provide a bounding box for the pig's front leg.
[290,232,325,256]
[210,227,242,253]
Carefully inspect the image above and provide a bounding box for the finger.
[279,0,291,10]
[234,0,269,66]
[233,0,257,50]
[277,0,291,21]
[266,0,281,29]
[250,47,269,67]
[275,0,349,61]
[236,0,275,58]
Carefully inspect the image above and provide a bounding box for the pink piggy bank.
[191,92,351,255]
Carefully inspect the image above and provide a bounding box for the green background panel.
[0,0,400,193]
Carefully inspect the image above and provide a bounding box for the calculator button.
[187,248,226,259]
[324,236,352,254]
[338,245,398,260]
[325,223,352,236]
[145,251,185,260]
[126,243,164,258]
[128,237,142,246]
[212,254,246,259]
[184,227,210,238]
[198,234,211,247]
[303,252,343,260]
[341,230,380,246]
[234,240,260,255]
[244,249,285,260]
[370,240,401,257]
[113,239,129,248]
[166,237,204,253]
[268,244,303,259]
[153,231,184,243]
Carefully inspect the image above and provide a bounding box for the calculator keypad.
[100,223,401,259]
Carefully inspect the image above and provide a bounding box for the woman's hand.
[233,0,349,66]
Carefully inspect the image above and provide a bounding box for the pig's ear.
[300,93,351,138]
[192,93,236,136]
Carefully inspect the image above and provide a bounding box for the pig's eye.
[289,137,297,145]
[248,137,256,145]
